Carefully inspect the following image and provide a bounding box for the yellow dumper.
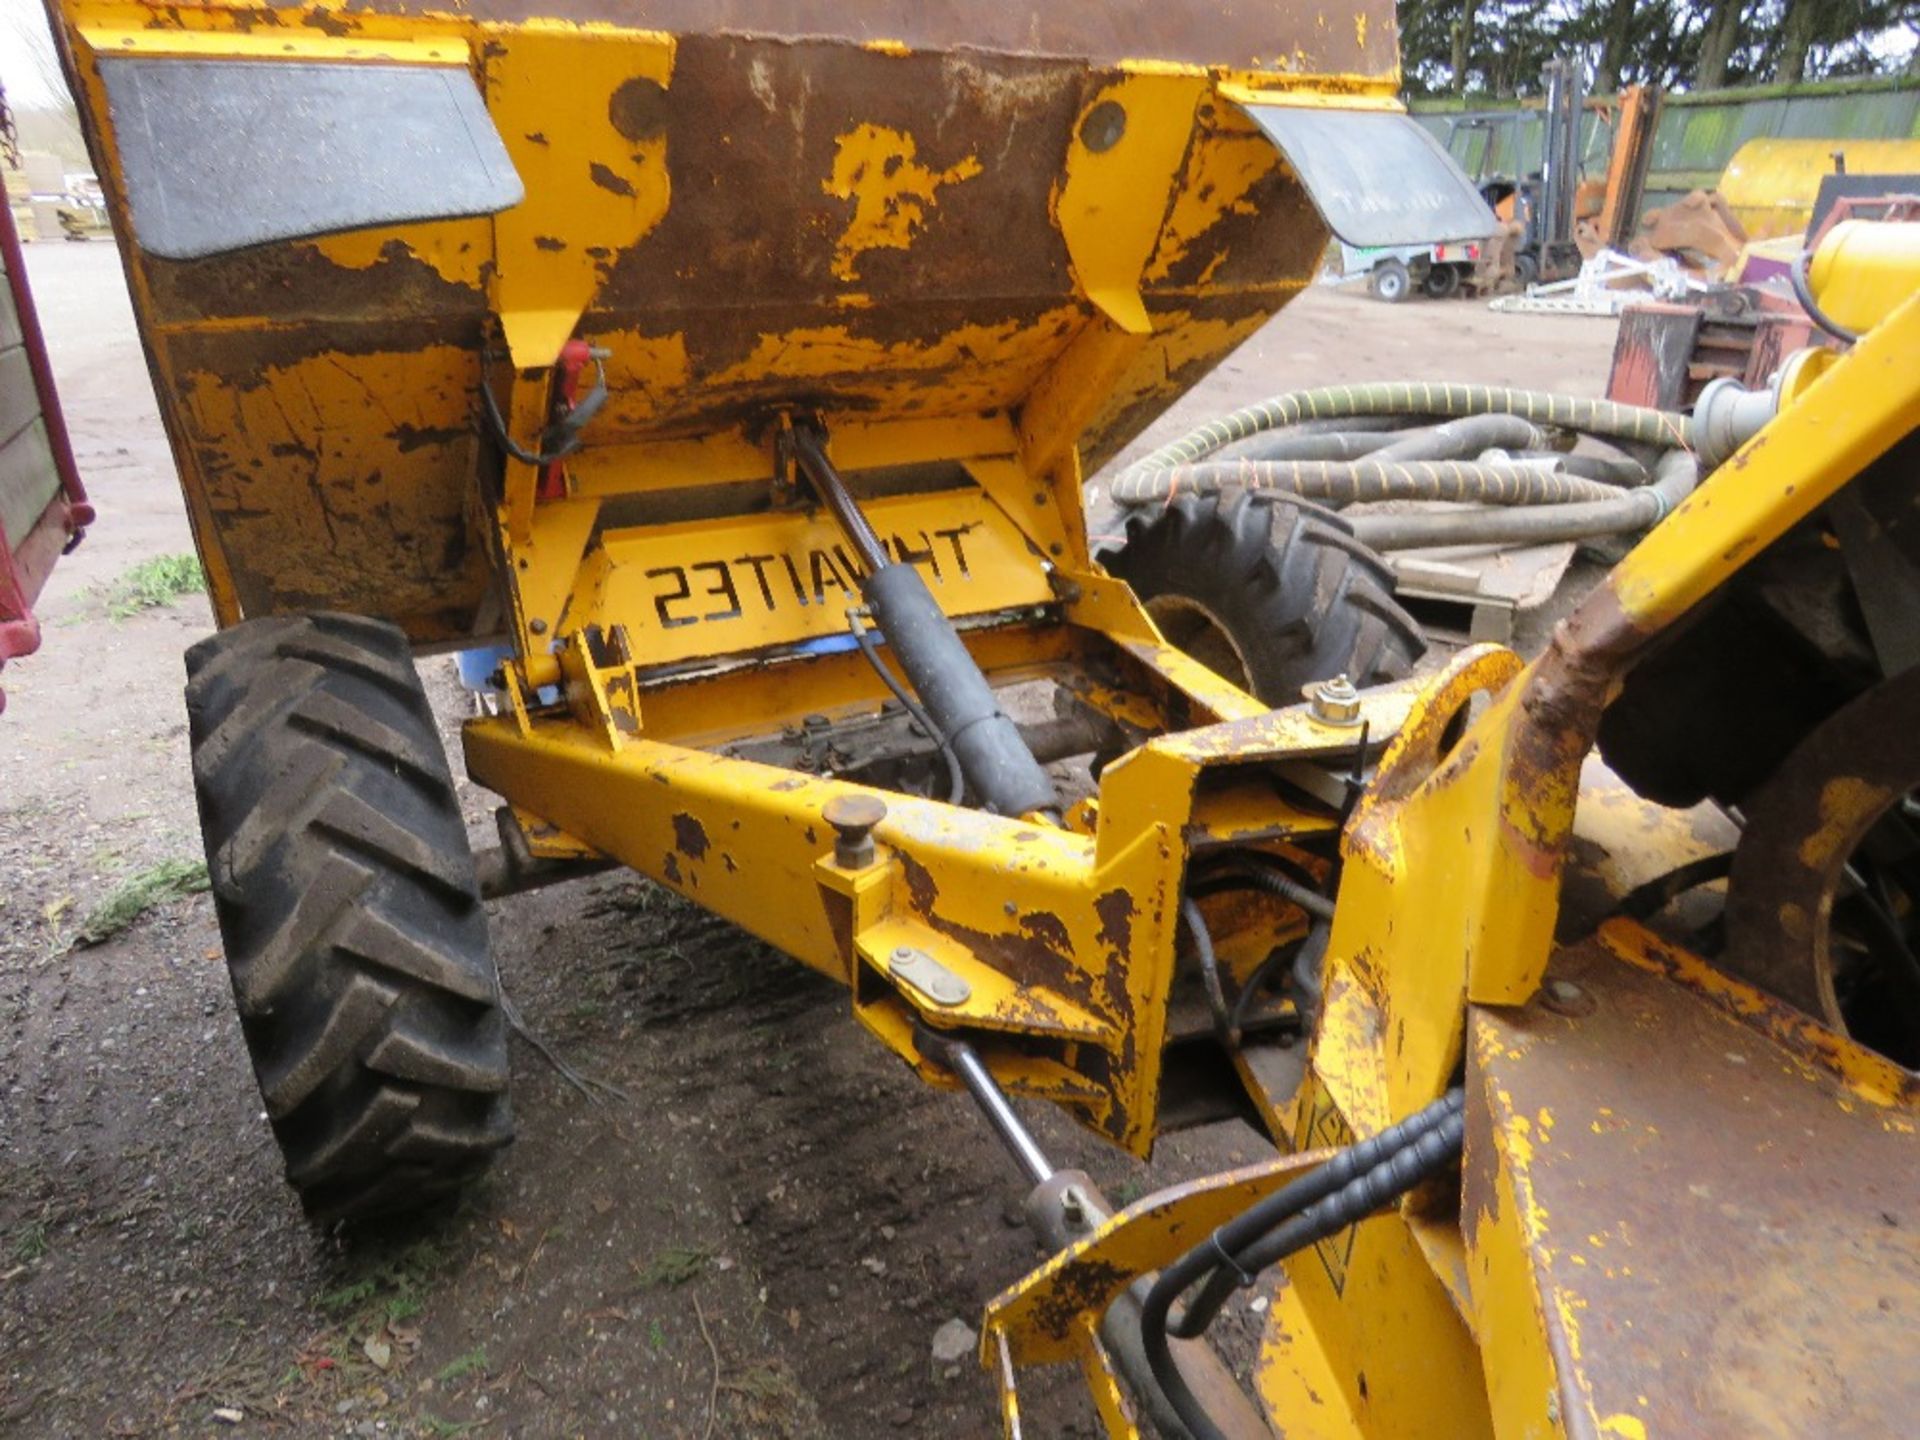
[45,0,1920,1434]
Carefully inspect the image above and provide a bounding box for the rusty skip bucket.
[45,0,1488,644]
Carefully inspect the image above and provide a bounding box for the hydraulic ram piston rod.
[790,425,1061,821]
[917,1031,1269,1440]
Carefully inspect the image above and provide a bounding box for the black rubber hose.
[861,564,1060,821]
[1370,412,1549,463]
[1290,922,1331,1018]
[1222,430,1400,464]
[848,610,965,806]
[1193,851,1337,923]
[1614,851,1733,922]
[1174,1104,1467,1338]
[1138,1090,1465,1440]
[1181,897,1234,1048]
[1116,456,1620,509]
[1225,924,1322,1042]
[1791,248,1859,345]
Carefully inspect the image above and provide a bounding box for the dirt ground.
[0,241,1620,1440]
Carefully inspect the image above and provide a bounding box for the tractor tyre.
[184,612,512,1225]
[1102,494,1425,704]
[1368,258,1412,303]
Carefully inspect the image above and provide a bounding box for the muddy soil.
[0,241,1618,1438]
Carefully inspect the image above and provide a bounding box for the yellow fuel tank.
[1721,136,1920,239]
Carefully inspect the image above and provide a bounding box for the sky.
[2,0,70,109]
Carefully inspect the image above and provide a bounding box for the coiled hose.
[1347,448,1700,551]
[1120,383,1691,485]
[1120,456,1621,510]
[1108,382,1699,549]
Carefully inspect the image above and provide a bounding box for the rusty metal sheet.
[1466,923,1920,1440]
[349,0,1399,75]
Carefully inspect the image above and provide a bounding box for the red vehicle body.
[1,108,93,712]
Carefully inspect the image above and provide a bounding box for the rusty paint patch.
[589,162,637,198]
[1094,888,1134,956]
[671,811,711,861]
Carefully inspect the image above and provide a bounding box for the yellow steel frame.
[974,234,1920,1437]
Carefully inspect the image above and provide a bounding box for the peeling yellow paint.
[1796,775,1891,866]
[821,124,982,281]
[311,220,490,288]
[1143,119,1277,285]
[1599,1414,1648,1440]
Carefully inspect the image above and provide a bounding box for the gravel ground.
[0,240,1619,1439]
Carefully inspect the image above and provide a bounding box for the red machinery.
[1,88,93,712]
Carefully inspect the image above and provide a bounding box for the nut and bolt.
[823,793,888,869]
[1306,673,1363,727]
[1541,977,1595,1017]
[1059,1186,1088,1229]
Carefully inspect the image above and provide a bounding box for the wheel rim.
[1377,271,1403,300]
[1145,594,1255,694]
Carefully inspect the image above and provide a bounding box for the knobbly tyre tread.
[184,612,511,1224]
[1102,493,1425,704]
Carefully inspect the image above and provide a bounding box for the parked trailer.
[1338,239,1486,301]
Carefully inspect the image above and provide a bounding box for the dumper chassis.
[44,2,1920,1435]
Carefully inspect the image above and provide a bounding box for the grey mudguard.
[101,58,524,260]
[1240,104,1497,247]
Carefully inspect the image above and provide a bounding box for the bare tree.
[1695,0,1747,87]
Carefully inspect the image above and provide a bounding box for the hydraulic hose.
[1222,429,1399,464]
[1119,383,1694,486]
[847,610,965,805]
[1181,897,1234,1048]
[1174,1103,1466,1337]
[1191,850,1336,922]
[1369,412,1551,463]
[1111,456,1621,509]
[1346,448,1699,551]
[1138,1090,1466,1440]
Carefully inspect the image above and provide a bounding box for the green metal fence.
[1412,75,1920,216]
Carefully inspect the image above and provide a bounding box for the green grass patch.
[10,1219,49,1263]
[316,1235,448,1328]
[435,1346,488,1384]
[76,858,209,945]
[634,1244,711,1289]
[104,553,205,618]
